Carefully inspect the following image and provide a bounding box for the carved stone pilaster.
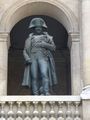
[0,32,9,95]
[68,32,82,95]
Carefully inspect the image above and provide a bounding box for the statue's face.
[35,26,43,34]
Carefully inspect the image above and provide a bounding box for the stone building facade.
[0,0,90,120]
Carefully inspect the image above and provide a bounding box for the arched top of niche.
[0,0,79,34]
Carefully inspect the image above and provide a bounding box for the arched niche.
[0,0,82,95]
[0,1,78,33]
[8,15,70,95]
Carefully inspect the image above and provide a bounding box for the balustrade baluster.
[7,102,14,120]
[16,102,23,120]
[57,102,64,120]
[49,102,56,120]
[74,102,81,120]
[0,102,6,120]
[32,102,39,120]
[24,102,31,120]
[40,102,47,120]
[66,102,73,120]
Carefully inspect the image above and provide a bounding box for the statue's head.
[29,18,47,34]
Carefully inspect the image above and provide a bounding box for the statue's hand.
[26,58,32,65]
[40,41,56,51]
[40,41,49,47]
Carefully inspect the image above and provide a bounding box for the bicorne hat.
[29,18,47,29]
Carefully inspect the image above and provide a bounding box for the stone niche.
[0,0,81,95]
[8,15,71,95]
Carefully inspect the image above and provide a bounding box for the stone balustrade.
[0,96,82,120]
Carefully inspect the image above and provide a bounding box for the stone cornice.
[67,32,80,49]
[0,32,9,42]
[68,32,80,42]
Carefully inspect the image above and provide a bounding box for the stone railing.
[0,96,82,120]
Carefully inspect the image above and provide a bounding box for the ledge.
[0,96,81,102]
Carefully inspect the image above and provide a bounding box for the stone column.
[69,33,82,95]
[81,0,90,94]
[0,33,9,95]
[80,1,90,120]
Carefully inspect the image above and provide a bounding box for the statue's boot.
[45,92,50,95]
[33,90,39,95]
[39,86,44,95]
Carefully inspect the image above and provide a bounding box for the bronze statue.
[22,18,57,95]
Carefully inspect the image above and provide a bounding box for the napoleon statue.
[22,18,57,95]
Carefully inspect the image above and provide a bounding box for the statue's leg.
[31,59,39,95]
[38,59,50,95]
